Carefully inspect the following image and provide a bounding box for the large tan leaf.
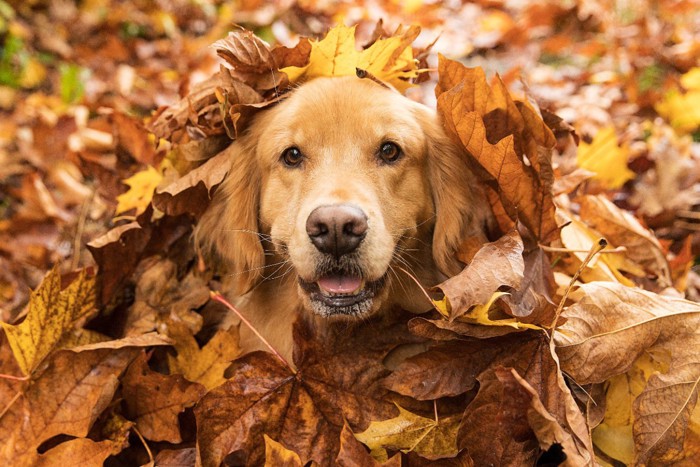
[433,230,524,320]
[554,282,700,463]
[579,194,671,286]
[2,266,96,375]
[35,438,119,467]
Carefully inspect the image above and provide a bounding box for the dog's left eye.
[281,147,304,167]
[378,142,402,164]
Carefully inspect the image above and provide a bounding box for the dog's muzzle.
[300,204,385,317]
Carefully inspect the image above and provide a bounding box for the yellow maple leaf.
[576,126,635,189]
[115,165,163,216]
[656,67,700,134]
[354,404,460,462]
[1,266,97,375]
[167,325,240,390]
[282,25,421,92]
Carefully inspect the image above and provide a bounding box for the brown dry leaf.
[578,194,671,286]
[112,111,157,166]
[35,438,118,467]
[435,56,558,243]
[122,352,206,443]
[167,323,240,390]
[154,448,197,466]
[336,423,401,467]
[505,368,590,466]
[432,230,524,320]
[263,434,304,467]
[153,146,232,218]
[2,266,96,375]
[407,316,522,341]
[554,282,699,463]
[195,316,420,466]
[0,347,140,465]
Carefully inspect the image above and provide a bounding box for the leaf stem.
[548,237,607,340]
[395,266,436,308]
[210,290,297,375]
[133,427,153,464]
[0,373,29,381]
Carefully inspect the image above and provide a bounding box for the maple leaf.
[115,164,163,217]
[167,324,241,390]
[122,352,206,443]
[354,404,459,461]
[1,266,96,375]
[655,67,700,133]
[336,423,401,466]
[281,25,422,92]
[0,347,139,464]
[194,315,422,466]
[576,126,634,189]
[435,56,559,242]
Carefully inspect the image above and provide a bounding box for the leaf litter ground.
[1,1,699,466]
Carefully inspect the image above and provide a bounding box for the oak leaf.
[2,266,96,375]
[122,352,206,443]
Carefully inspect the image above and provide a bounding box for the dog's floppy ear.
[194,136,265,295]
[419,108,491,277]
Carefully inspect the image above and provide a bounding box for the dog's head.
[197,76,488,318]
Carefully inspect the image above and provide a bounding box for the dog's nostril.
[306,205,368,258]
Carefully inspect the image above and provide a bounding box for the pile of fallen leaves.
[2,1,700,466]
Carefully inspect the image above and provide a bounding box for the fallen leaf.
[281,25,422,92]
[576,126,634,189]
[2,266,96,375]
[167,323,240,390]
[355,404,459,461]
[115,165,163,217]
[35,438,118,467]
[263,434,303,467]
[436,56,559,242]
[0,347,139,465]
[656,67,700,133]
[122,352,206,443]
[579,194,671,286]
[336,423,401,466]
[432,230,524,320]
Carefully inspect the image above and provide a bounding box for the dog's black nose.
[306,205,368,258]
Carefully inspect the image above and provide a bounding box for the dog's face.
[197,76,486,320]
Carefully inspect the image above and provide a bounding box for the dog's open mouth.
[299,271,387,317]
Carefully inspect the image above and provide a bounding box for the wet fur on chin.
[195,76,491,361]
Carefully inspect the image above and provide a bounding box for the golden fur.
[196,76,489,360]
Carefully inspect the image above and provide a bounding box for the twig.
[0,391,21,420]
[549,238,607,341]
[355,68,391,89]
[210,290,297,375]
[71,188,95,270]
[395,266,435,309]
[539,244,626,254]
[0,373,29,381]
[133,427,153,464]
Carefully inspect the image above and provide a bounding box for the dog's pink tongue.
[318,275,362,294]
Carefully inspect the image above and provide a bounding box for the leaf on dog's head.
[436,56,559,243]
[281,25,423,92]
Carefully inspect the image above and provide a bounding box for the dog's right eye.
[281,147,304,168]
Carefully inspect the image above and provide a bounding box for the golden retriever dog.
[196,76,490,361]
